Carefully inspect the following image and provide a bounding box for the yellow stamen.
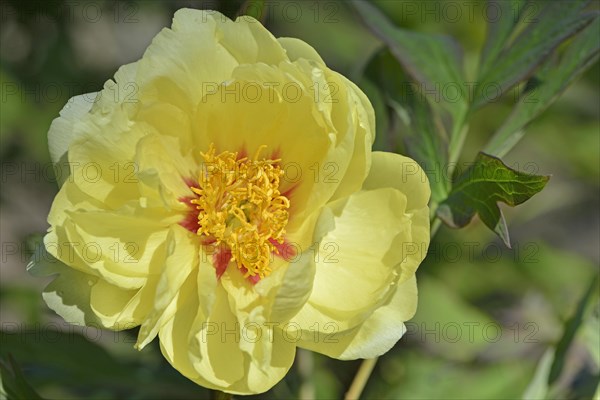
[191,144,289,278]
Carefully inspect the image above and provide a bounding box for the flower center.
[190,144,290,279]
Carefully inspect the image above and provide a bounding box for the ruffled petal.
[162,284,295,394]
[46,205,171,289]
[135,225,199,347]
[216,249,315,339]
[158,251,218,381]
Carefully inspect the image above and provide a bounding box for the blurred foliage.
[1,0,598,399]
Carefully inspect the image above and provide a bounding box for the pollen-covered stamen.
[190,144,290,279]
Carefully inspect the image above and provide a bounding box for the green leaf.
[437,152,550,247]
[474,0,596,108]
[350,0,468,125]
[548,275,599,385]
[0,355,44,400]
[478,0,526,81]
[357,77,390,152]
[363,48,449,203]
[485,15,600,157]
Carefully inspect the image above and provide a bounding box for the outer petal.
[363,151,431,281]
[47,93,97,186]
[293,187,412,332]
[192,285,296,394]
[277,37,325,64]
[293,152,430,337]
[46,199,172,289]
[362,151,430,211]
[27,245,101,327]
[58,62,145,210]
[327,74,375,202]
[297,275,417,359]
[48,61,138,189]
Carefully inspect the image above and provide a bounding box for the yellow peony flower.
[34,9,430,394]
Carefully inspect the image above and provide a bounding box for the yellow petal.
[48,59,138,190]
[135,133,199,209]
[28,245,102,326]
[134,8,289,117]
[293,186,419,332]
[362,151,431,282]
[217,248,314,322]
[277,37,325,64]
[363,151,431,211]
[310,188,409,319]
[266,251,316,323]
[66,126,145,209]
[47,93,97,186]
[297,275,417,360]
[158,276,202,381]
[136,225,199,348]
[327,74,375,201]
[224,13,288,64]
[55,210,170,288]
[180,285,296,394]
[89,277,156,330]
[159,253,217,381]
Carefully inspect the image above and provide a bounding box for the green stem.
[447,107,470,178]
[345,357,378,400]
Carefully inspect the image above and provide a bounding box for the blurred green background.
[1,0,598,399]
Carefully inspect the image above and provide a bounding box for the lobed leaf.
[437,152,549,247]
